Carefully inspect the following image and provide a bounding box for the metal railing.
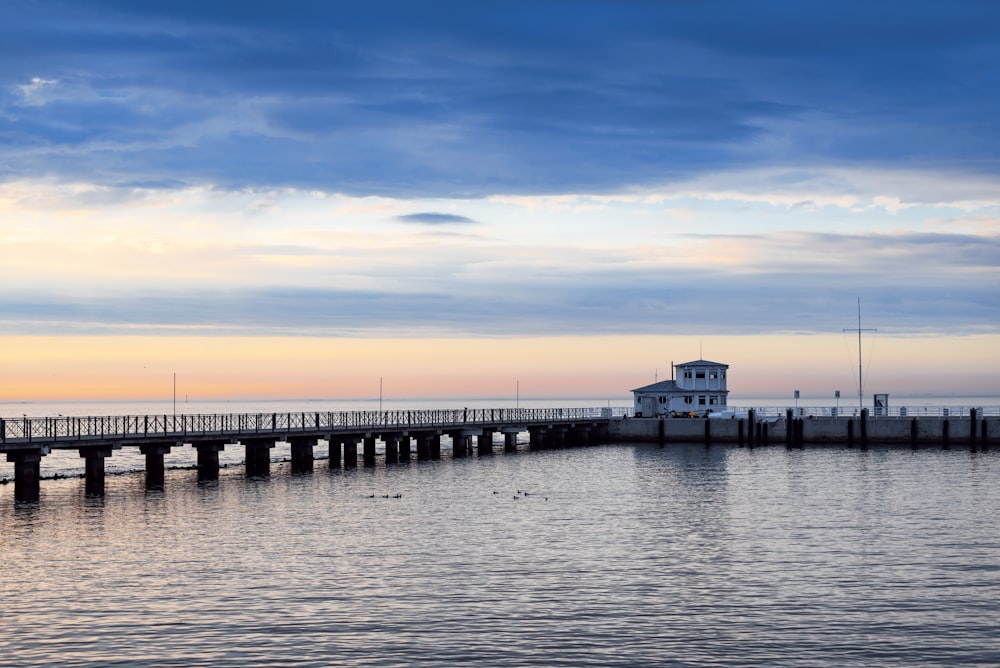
[0,407,630,445]
[731,406,1000,419]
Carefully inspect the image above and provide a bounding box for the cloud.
[1,2,998,197]
[395,212,476,225]
[2,229,995,337]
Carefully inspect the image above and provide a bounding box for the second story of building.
[674,360,729,392]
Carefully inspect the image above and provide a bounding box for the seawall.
[610,413,997,447]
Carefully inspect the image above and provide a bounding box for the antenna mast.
[843,297,876,413]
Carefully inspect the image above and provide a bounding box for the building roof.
[675,359,729,368]
[631,380,681,393]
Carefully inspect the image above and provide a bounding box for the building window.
[710,371,718,380]
[710,396,718,405]
[696,370,706,379]
[698,396,706,405]
[684,396,693,404]
[658,396,666,404]
[683,370,692,380]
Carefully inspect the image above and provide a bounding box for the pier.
[0,408,612,502]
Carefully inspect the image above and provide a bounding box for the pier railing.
[0,407,627,444]
[732,406,1000,418]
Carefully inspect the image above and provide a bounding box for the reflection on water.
[2,443,999,667]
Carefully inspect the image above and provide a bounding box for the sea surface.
[2,397,1000,666]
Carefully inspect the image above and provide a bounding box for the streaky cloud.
[396,212,476,225]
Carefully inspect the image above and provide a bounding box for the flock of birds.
[367,489,549,500]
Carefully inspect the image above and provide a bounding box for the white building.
[632,359,729,417]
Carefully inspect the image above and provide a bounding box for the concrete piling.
[943,419,950,449]
[6,448,46,503]
[503,430,518,452]
[344,439,359,468]
[385,436,399,465]
[140,444,172,488]
[195,443,225,481]
[329,439,342,469]
[363,436,376,466]
[478,432,493,456]
[860,409,868,449]
[245,441,275,477]
[80,446,114,496]
[290,439,314,473]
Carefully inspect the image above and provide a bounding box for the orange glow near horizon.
[1,333,997,403]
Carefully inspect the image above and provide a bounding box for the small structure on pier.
[632,359,729,417]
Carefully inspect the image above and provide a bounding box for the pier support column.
[245,441,275,477]
[528,427,547,450]
[196,443,226,481]
[399,436,412,462]
[860,409,869,449]
[385,435,399,465]
[363,437,377,467]
[290,438,314,474]
[79,446,114,496]
[140,444,172,489]
[451,433,469,458]
[416,434,432,461]
[747,410,756,447]
[344,439,359,468]
[477,431,494,456]
[431,433,442,459]
[504,431,518,452]
[328,438,342,469]
[6,448,47,503]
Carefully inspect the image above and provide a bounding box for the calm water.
[2,441,999,667]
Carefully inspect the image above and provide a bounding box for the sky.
[1,0,998,403]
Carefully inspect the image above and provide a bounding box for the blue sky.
[1,1,998,399]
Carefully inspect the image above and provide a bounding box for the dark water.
[2,443,999,667]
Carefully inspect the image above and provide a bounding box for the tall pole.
[173,372,176,416]
[379,376,383,413]
[843,297,876,414]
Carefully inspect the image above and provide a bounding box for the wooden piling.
[748,409,756,447]
[860,409,868,449]
[942,419,950,450]
[910,418,919,449]
[969,409,977,447]
[738,419,745,446]
[847,419,854,448]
